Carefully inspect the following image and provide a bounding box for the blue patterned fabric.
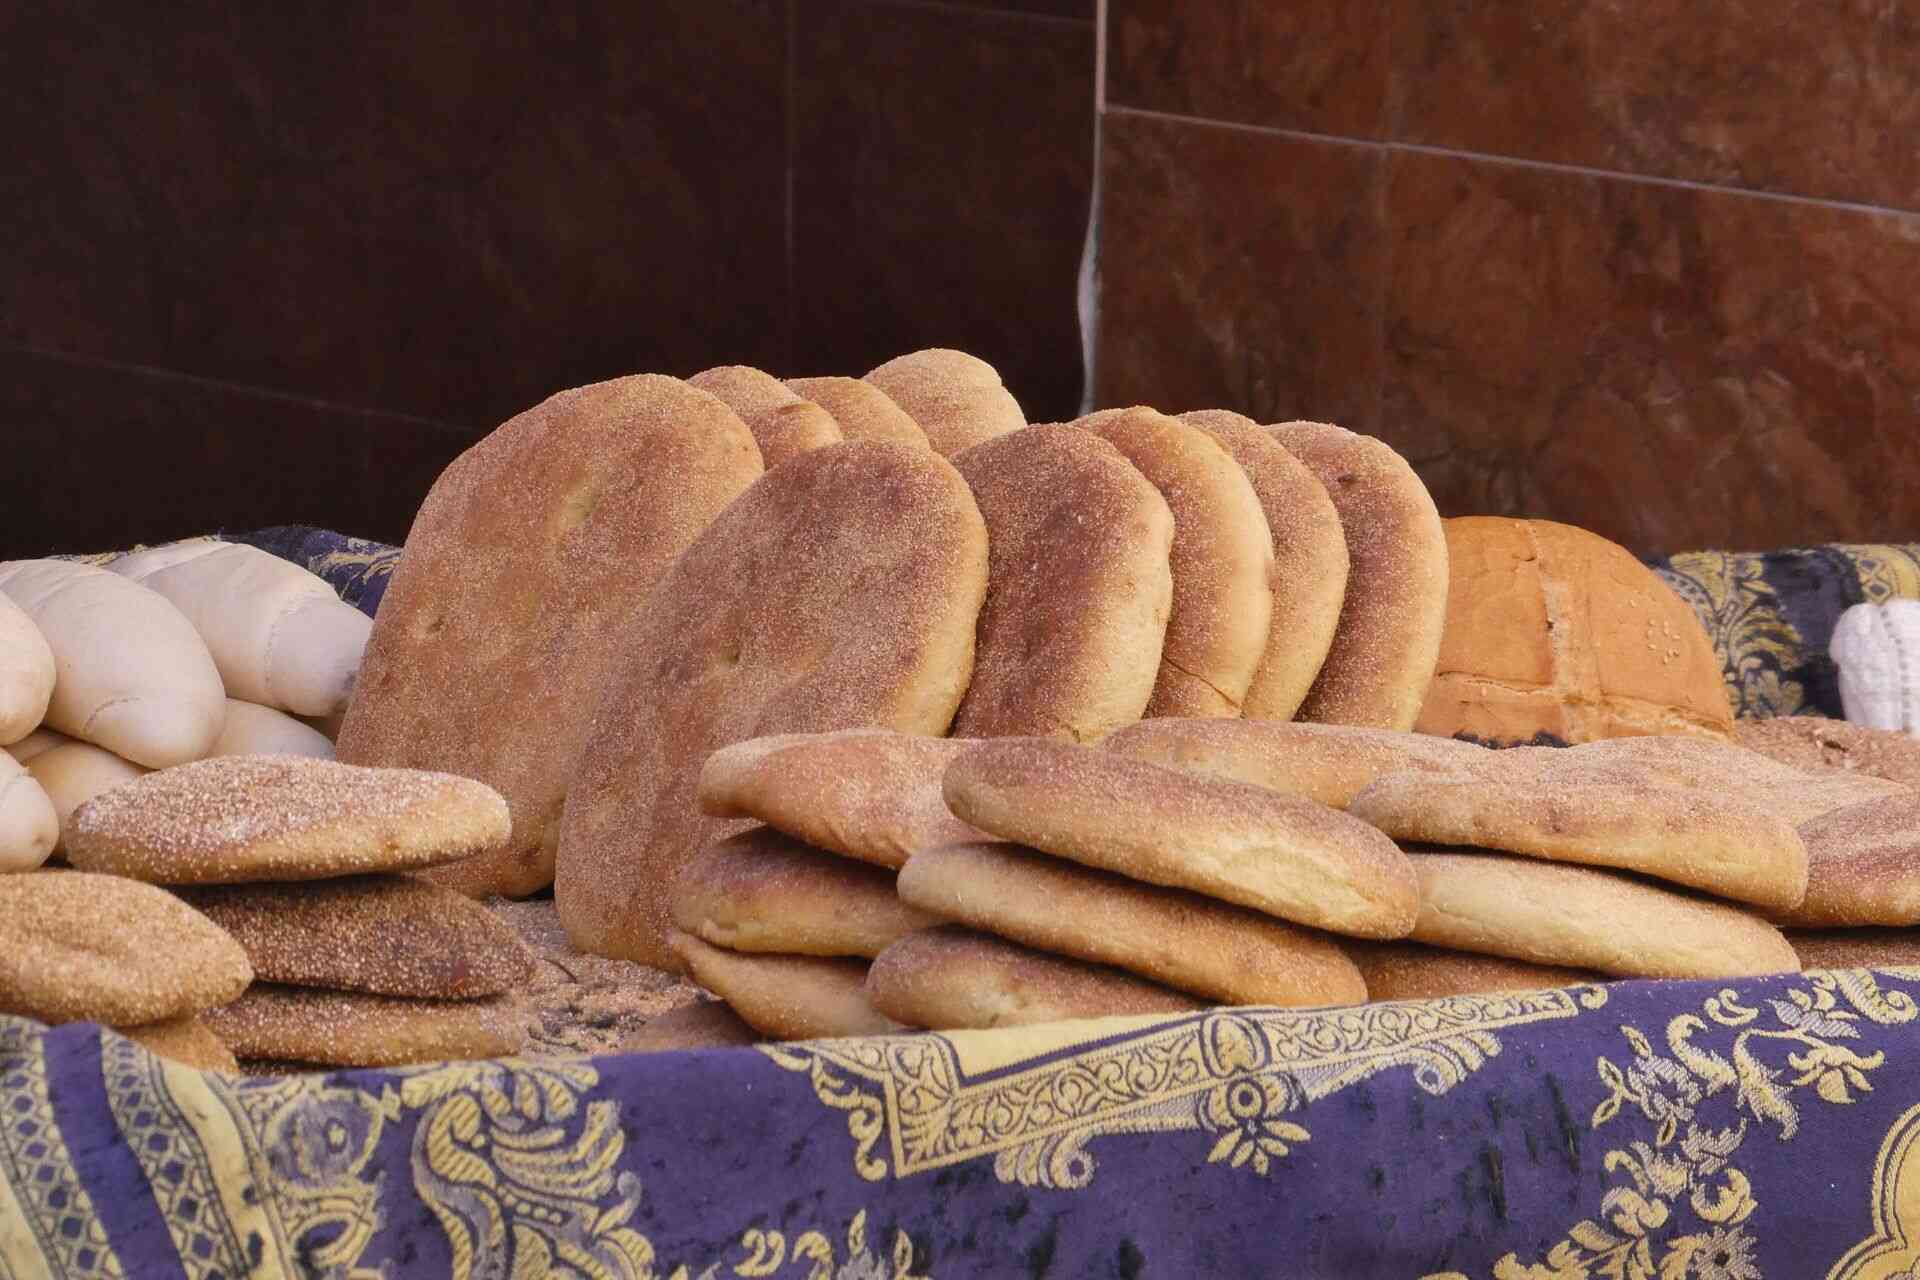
[7,968,1920,1276]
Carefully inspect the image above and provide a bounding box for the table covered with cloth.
[6,529,1920,1278]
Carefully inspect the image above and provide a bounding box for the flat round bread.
[1070,408,1275,718]
[949,425,1173,741]
[944,738,1419,938]
[210,699,335,760]
[1787,928,1920,971]
[1408,850,1799,980]
[67,755,511,885]
[338,374,763,898]
[1178,410,1349,720]
[1735,716,1920,789]
[0,753,57,872]
[785,376,928,448]
[1568,735,1903,821]
[1772,793,1920,927]
[897,839,1366,1007]
[176,875,536,998]
[1102,718,1489,809]
[620,998,763,1053]
[201,984,527,1067]
[867,925,1203,1029]
[0,870,252,1025]
[690,365,844,466]
[1348,740,1817,912]
[0,590,53,746]
[667,930,895,1040]
[863,348,1025,456]
[698,729,985,869]
[556,441,989,968]
[670,827,939,958]
[114,1017,239,1073]
[1269,423,1447,730]
[1338,940,1596,1002]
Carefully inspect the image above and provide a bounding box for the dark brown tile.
[1106,0,1393,137]
[0,346,475,559]
[1394,0,1920,211]
[0,2,788,428]
[791,1,1094,422]
[1094,113,1387,430]
[1383,152,1920,556]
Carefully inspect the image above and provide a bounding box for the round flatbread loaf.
[698,730,985,868]
[1348,739,1818,911]
[0,870,252,1025]
[867,925,1203,1029]
[210,699,335,760]
[785,376,929,448]
[1102,718,1489,809]
[176,875,536,998]
[948,426,1173,741]
[1269,423,1447,731]
[339,374,763,898]
[1569,735,1903,821]
[1338,940,1597,1002]
[1408,850,1799,979]
[863,349,1025,456]
[0,753,57,872]
[67,755,511,885]
[1070,408,1275,718]
[1735,716,1920,790]
[1787,928,1920,971]
[201,984,526,1067]
[0,559,225,768]
[690,365,844,466]
[556,441,989,968]
[1178,410,1349,720]
[0,590,53,746]
[1771,793,1920,928]
[114,1017,239,1073]
[897,840,1367,1007]
[620,998,763,1053]
[944,738,1419,939]
[670,828,939,958]
[667,930,896,1040]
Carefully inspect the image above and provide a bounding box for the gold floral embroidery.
[1480,969,1920,1280]
[731,1210,926,1280]
[1654,553,1808,719]
[768,990,1604,1189]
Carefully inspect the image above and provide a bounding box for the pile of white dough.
[0,539,372,871]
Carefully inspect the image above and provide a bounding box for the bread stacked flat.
[0,541,362,868]
[61,754,534,1071]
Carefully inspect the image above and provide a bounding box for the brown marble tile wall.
[1097,1,1920,553]
[1,1,1095,556]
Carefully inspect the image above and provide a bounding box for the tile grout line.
[866,0,1095,31]
[1103,103,1920,222]
[0,341,478,435]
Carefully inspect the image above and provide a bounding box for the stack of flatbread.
[334,350,1454,984]
[59,754,535,1071]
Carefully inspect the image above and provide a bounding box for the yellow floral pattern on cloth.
[765,989,1607,1190]
[1654,552,1811,719]
[1423,967,1920,1280]
[0,1022,124,1280]
[70,1035,930,1280]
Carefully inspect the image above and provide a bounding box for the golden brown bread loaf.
[620,998,763,1053]
[1338,940,1597,1001]
[690,366,844,466]
[556,441,989,970]
[1787,928,1920,971]
[667,930,897,1040]
[337,374,763,897]
[785,376,929,448]
[944,738,1420,939]
[697,729,986,869]
[863,349,1025,456]
[669,827,939,958]
[1414,517,1733,746]
[201,985,527,1067]
[1735,716,1920,789]
[1269,423,1447,731]
[114,1017,240,1072]
[866,926,1205,1030]
[948,426,1173,741]
[1771,793,1920,928]
[1068,408,1276,719]
[897,839,1367,1007]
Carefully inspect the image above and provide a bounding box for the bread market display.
[690,364,844,466]
[336,374,764,898]
[1414,516,1735,745]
